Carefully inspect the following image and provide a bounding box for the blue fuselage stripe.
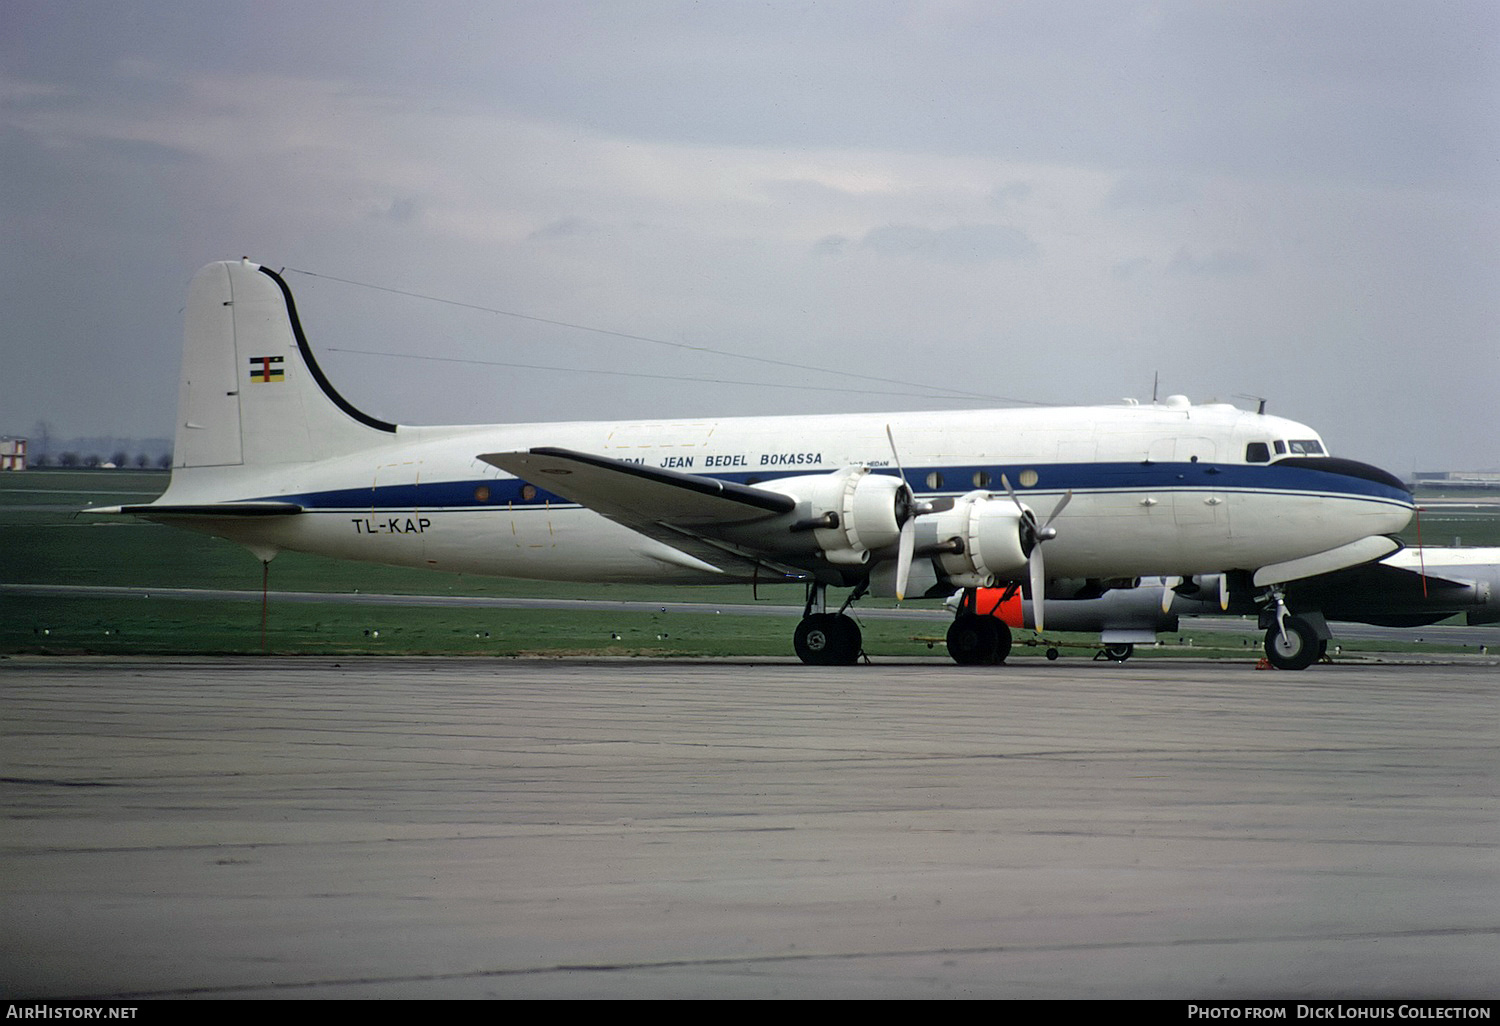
[250,461,1412,513]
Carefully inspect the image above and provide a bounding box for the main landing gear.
[793,582,864,665]
[792,582,1022,666]
[945,588,1014,665]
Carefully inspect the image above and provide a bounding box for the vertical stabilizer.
[174,260,396,470]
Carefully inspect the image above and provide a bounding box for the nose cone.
[1313,456,1410,496]
[1276,455,1414,533]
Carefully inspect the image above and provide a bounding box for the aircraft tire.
[795,613,862,665]
[993,620,1012,663]
[1103,643,1134,662]
[1264,616,1319,671]
[946,614,1009,665]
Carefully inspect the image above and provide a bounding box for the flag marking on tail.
[249,355,284,382]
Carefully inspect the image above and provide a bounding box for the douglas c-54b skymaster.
[93,260,1416,667]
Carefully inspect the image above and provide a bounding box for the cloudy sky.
[3,0,1496,471]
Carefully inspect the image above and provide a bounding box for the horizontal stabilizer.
[479,447,795,526]
[85,502,304,518]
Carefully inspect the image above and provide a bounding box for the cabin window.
[1288,439,1325,455]
[925,471,944,490]
[1245,442,1271,463]
[973,470,991,488]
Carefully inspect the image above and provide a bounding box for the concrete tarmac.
[1,656,1496,1000]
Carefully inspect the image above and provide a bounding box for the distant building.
[1413,470,1500,491]
[1,437,25,471]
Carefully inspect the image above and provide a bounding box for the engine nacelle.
[762,467,910,566]
[929,492,1032,587]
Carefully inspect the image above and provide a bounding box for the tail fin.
[175,260,396,469]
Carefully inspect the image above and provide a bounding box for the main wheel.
[794,613,862,665]
[1264,616,1319,671]
[946,614,1011,665]
[1103,642,1134,662]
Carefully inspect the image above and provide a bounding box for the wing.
[482,446,1033,591]
[480,447,794,525]
[1286,551,1491,627]
[479,447,810,579]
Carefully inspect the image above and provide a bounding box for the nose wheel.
[1258,585,1328,671]
[1264,615,1320,670]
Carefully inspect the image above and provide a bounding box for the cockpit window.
[1274,440,1286,455]
[1245,442,1271,463]
[1287,439,1325,455]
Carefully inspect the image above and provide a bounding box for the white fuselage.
[155,401,1414,588]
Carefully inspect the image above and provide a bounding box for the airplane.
[963,546,1500,668]
[90,259,1416,666]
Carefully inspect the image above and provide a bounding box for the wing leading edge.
[479,447,809,580]
[480,447,794,524]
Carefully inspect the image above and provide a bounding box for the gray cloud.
[989,181,1033,208]
[1,0,1495,472]
[1106,175,1198,209]
[859,224,1040,264]
[1112,256,1153,281]
[1166,247,1260,278]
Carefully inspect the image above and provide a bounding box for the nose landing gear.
[1259,585,1330,670]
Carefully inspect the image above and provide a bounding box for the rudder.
[174,260,396,469]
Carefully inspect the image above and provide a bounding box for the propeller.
[880,426,957,600]
[885,425,919,600]
[1000,475,1071,633]
[1162,574,1231,613]
[1414,504,1428,598]
[1161,575,1182,614]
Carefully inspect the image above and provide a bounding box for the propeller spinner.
[1000,474,1071,633]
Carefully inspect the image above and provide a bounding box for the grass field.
[4,468,1497,658]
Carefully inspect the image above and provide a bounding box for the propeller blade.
[885,424,905,480]
[1161,575,1181,614]
[1219,573,1230,611]
[1001,475,1071,544]
[1414,505,1428,598]
[999,474,1038,550]
[1030,544,1046,634]
[999,473,1064,630]
[895,517,915,601]
[1039,490,1072,536]
[885,423,929,520]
